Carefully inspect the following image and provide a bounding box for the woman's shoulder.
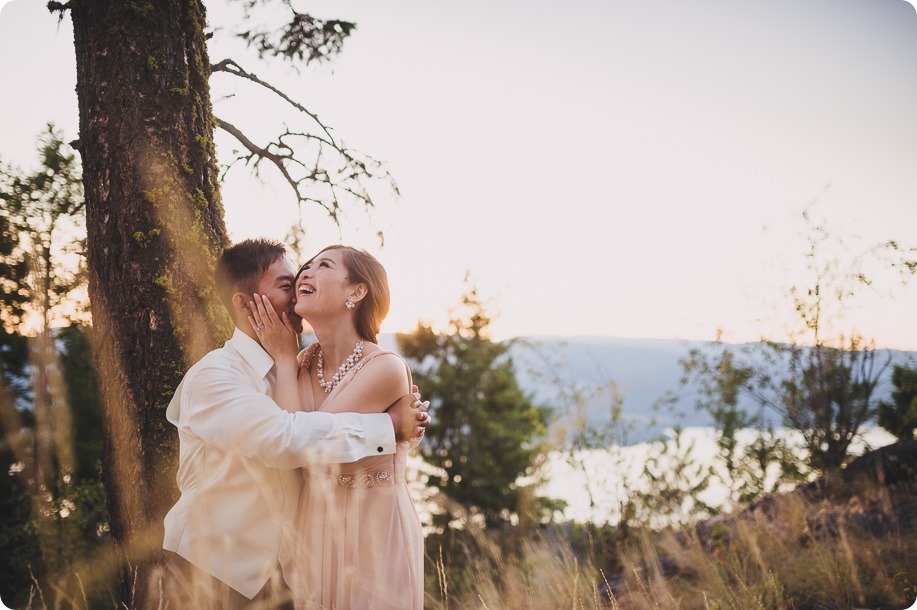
[354,348,411,384]
[362,344,410,366]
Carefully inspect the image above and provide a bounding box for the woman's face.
[294,248,354,320]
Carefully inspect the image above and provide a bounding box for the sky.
[1,0,916,349]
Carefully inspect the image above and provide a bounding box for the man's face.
[252,257,304,333]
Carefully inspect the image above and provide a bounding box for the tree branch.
[215,118,398,225]
[210,7,397,235]
[216,118,330,215]
[211,59,338,146]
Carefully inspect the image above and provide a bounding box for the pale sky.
[2,0,916,349]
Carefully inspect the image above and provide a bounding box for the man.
[162,238,429,608]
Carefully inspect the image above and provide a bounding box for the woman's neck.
[312,323,364,371]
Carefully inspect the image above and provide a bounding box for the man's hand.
[387,385,430,444]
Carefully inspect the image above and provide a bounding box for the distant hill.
[378,334,916,442]
[509,336,715,438]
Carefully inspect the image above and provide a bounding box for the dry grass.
[15,499,916,609]
[13,458,916,609]
[424,482,915,610]
[425,534,606,610]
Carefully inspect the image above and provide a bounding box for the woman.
[249,245,424,610]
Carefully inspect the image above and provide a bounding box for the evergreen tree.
[0,329,39,608]
[1,128,109,605]
[397,285,549,528]
[0,211,28,331]
[0,183,36,606]
[876,364,917,440]
[58,325,104,484]
[0,124,87,331]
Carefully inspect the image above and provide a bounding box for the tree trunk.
[68,0,230,605]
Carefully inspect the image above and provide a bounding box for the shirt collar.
[228,327,274,379]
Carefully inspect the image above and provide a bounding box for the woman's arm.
[249,293,301,412]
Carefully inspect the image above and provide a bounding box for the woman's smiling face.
[294,248,354,319]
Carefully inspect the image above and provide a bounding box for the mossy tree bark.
[67,0,231,605]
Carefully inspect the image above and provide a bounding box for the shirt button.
[377,446,384,453]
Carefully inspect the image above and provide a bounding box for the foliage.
[0,281,32,610]
[0,124,87,332]
[876,364,917,440]
[681,344,809,506]
[427,443,916,610]
[0,323,29,403]
[615,456,917,610]
[635,426,715,526]
[766,208,914,471]
[0,122,107,608]
[232,0,357,66]
[397,284,550,528]
[58,325,104,484]
[774,337,885,472]
[0,373,42,608]
[681,210,915,477]
[0,324,109,608]
[0,209,29,329]
[528,342,636,517]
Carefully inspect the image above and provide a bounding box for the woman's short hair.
[215,238,287,320]
[301,245,390,343]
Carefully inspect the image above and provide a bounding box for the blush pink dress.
[291,346,424,609]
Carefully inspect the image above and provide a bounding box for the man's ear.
[230,292,250,322]
[349,283,368,304]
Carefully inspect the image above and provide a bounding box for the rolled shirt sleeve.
[181,364,396,468]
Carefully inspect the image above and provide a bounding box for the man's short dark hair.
[215,238,287,319]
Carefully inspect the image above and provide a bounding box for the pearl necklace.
[316,340,364,393]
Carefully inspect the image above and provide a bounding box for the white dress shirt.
[162,328,396,599]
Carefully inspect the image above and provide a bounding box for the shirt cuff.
[361,413,396,456]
